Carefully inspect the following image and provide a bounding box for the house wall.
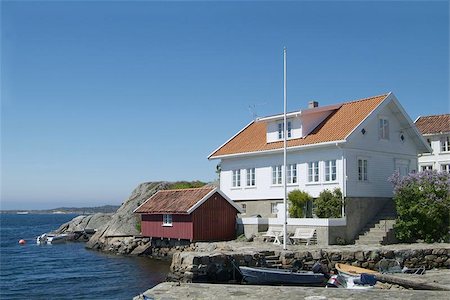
[192,192,238,241]
[418,133,450,171]
[345,102,420,198]
[220,146,344,203]
[141,214,193,240]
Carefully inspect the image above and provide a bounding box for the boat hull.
[239,266,326,286]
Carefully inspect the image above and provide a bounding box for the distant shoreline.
[0,205,120,215]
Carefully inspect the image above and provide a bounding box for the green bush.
[389,171,450,243]
[166,180,207,190]
[288,190,312,218]
[314,188,343,218]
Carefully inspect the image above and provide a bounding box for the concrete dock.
[134,282,450,300]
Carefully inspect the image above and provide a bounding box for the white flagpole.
[283,47,287,250]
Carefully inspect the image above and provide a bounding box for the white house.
[208,92,430,243]
[415,114,450,172]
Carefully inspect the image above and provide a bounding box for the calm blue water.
[0,214,169,299]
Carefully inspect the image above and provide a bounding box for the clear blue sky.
[1,1,449,209]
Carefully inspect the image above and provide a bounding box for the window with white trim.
[441,164,450,173]
[277,121,292,139]
[325,160,337,181]
[358,159,368,181]
[271,203,278,214]
[379,118,389,140]
[441,136,450,152]
[246,168,256,186]
[308,161,319,182]
[421,165,433,171]
[287,164,297,184]
[232,169,241,187]
[162,214,172,226]
[272,165,282,185]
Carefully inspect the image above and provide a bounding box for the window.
[162,214,172,226]
[379,118,389,140]
[277,121,292,139]
[232,169,241,187]
[325,160,337,181]
[358,159,368,181]
[272,165,282,185]
[287,164,297,184]
[421,165,433,171]
[441,164,450,173]
[308,161,319,182]
[246,168,256,186]
[271,203,278,214]
[441,136,450,152]
[241,204,246,214]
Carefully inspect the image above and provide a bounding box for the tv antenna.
[248,102,266,121]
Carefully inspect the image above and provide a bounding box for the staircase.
[354,201,397,245]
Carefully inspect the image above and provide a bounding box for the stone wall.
[169,246,450,283]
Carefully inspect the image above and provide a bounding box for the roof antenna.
[248,103,266,121]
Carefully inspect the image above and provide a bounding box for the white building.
[415,114,450,173]
[208,93,430,242]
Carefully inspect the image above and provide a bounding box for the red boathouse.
[133,187,242,242]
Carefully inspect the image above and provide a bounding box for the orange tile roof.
[134,187,215,214]
[209,94,388,158]
[415,114,450,135]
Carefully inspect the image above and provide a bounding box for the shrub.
[288,190,312,218]
[314,188,343,218]
[389,170,450,243]
[166,181,207,190]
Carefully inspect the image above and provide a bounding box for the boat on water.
[16,211,29,215]
[36,233,69,244]
[335,263,378,277]
[238,266,327,286]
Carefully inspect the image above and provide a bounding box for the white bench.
[262,226,283,244]
[290,228,316,245]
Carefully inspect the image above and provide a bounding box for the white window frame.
[378,118,389,140]
[358,158,368,181]
[272,165,282,185]
[421,165,433,171]
[441,136,450,152]
[287,164,297,184]
[277,121,292,139]
[162,214,172,226]
[232,169,241,187]
[246,168,256,187]
[441,164,450,173]
[324,160,337,182]
[271,203,278,214]
[308,161,319,182]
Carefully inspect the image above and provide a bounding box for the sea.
[0,213,170,299]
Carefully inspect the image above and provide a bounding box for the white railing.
[237,217,346,227]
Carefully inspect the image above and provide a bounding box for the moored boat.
[238,266,327,286]
[335,263,378,277]
[36,233,69,244]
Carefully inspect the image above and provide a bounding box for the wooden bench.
[290,228,316,245]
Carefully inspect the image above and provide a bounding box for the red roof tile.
[134,187,215,214]
[209,94,388,158]
[415,114,450,135]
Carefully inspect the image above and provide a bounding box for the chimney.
[308,101,319,108]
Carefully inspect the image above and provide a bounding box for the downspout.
[336,143,346,218]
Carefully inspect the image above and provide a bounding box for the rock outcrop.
[86,181,171,253]
[54,213,113,234]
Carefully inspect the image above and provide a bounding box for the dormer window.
[277,121,292,139]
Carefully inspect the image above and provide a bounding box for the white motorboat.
[36,233,68,244]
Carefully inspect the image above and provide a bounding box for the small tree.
[389,170,450,243]
[288,190,312,218]
[314,188,343,218]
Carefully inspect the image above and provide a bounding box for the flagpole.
[283,47,287,250]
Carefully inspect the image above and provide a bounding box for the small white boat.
[327,274,376,289]
[36,233,68,244]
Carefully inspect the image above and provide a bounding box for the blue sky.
[1,1,449,209]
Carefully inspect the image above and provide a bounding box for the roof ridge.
[158,187,215,192]
[339,93,390,106]
[417,113,450,119]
